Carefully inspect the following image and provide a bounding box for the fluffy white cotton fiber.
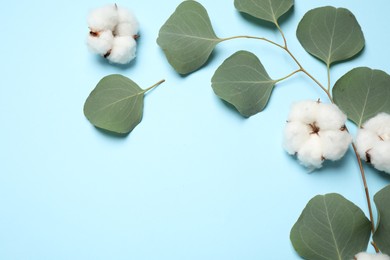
[356,113,390,174]
[283,100,351,169]
[87,4,139,64]
[107,37,137,64]
[355,252,390,260]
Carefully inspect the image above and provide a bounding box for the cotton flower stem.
[352,142,380,253]
[143,79,165,94]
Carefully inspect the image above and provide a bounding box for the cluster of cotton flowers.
[87,4,139,64]
[355,113,390,174]
[283,100,352,169]
[355,252,390,260]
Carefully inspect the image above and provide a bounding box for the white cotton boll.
[283,100,352,169]
[316,103,347,130]
[320,130,351,160]
[370,142,390,173]
[367,113,390,141]
[88,4,118,31]
[355,113,390,173]
[117,7,139,36]
[297,135,324,168]
[107,37,137,64]
[115,22,138,37]
[355,128,381,160]
[283,121,311,155]
[355,252,390,260]
[364,113,390,135]
[87,30,114,55]
[288,100,319,124]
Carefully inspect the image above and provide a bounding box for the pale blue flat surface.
[1,0,390,259]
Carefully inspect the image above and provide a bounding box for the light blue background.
[1,0,390,259]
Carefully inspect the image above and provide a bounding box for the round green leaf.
[373,185,390,255]
[211,51,275,117]
[157,0,221,75]
[291,193,371,260]
[296,6,365,66]
[84,74,145,134]
[333,67,390,127]
[234,0,293,24]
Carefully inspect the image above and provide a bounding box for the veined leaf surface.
[84,74,145,134]
[211,51,275,117]
[291,193,371,260]
[373,185,390,255]
[333,67,390,127]
[234,0,293,24]
[157,0,221,74]
[296,6,364,66]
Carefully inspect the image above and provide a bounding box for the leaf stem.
[275,69,302,83]
[327,64,331,92]
[275,21,287,48]
[283,47,333,102]
[143,79,166,93]
[220,35,284,49]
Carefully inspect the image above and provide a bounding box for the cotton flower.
[355,112,390,174]
[355,252,390,260]
[87,4,139,64]
[283,100,352,169]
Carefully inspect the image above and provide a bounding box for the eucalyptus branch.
[225,33,378,237]
[157,2,389,256]
[274,26,379,252]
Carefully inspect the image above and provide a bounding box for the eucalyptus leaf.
[373,185,390,255]
[296,6,364,66]
[333,67,390,127]
[291,193,371,260]
[157,0,221,74]
[84,75,146,134]
[234,0,293,24]
[211,51,275,117]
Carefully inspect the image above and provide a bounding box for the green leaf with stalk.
[296,6,365,91]
[211,51,277,117]
[84,74,164,135]
[297,6,365,66]
[157,0,221,75]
